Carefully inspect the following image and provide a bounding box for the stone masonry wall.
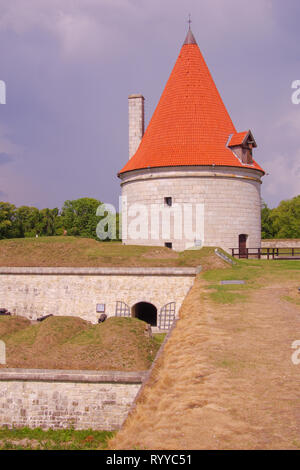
[0,267,196,323]
[120,165,263,252]
[261,239,300,248]
[0,369,145,430]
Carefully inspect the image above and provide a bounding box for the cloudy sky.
[0,0,299,210]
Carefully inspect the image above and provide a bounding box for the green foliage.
[261,196,300,239]
[0,203,61,239]
[0,202,18,239]
[271,195,300,239]
[261,201,275,239]
[0,426,114,450]
[37,207,60,236]
[61,198,120,240]
[61,197,102,239]
[153,333,167,346]
[0,197,120,241]
[15,206,40,237]
[15,206,60,237]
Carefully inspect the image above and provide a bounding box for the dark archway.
[132,302,157,326]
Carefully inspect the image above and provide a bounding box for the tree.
[261,201,276,239]
[61,198,103,239]
[36,208,60,236]
[0,202,18,239]
[15,206,40,237]
[271,195,300,238]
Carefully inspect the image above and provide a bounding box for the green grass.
[203,259,259,303]
[292,440,300,449]
[281,295,300,306]
[5,325,38,345]
[0,316,161,371]
[153,333,167,346]
[0,237,299,270]
[203,257,300,304]
[209,290,247,304]
[0,237,227,268]
[217,359,238,369]
[203,259,261,283]
[215,357,257,373]
[0,426,114,450]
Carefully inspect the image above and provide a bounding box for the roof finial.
[183,15,197,45]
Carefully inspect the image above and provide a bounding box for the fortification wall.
[262,239,300,248]
[120,166,263,252]
[0,267,196,322]
[0,369,145,430]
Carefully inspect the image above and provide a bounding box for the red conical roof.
[119,30,264,174]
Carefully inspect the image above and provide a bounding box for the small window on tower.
[164,197,172,207]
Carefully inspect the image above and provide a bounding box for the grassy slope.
[0,236,228,268]
[0,238,227,371]
[0,315,163,371]
[109,258,300,450]
[0,427,114,450]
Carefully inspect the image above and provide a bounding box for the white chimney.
[128,94,145,159]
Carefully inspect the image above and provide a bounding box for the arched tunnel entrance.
[132,302,157,326]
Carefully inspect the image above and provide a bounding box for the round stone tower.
[118,28,265,253]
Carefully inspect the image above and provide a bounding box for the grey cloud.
[0,153,13,165]
[0,0,299,210]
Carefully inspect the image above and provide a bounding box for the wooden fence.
[231,247,300,260]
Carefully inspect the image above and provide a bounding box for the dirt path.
[110,274,300,450]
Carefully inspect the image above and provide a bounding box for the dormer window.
[227,130,257,165]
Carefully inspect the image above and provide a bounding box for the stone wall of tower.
[120,166,263,252]
[128,94,145,159]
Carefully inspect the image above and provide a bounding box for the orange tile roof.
[119,30,264,175]
[227,131,249,147]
